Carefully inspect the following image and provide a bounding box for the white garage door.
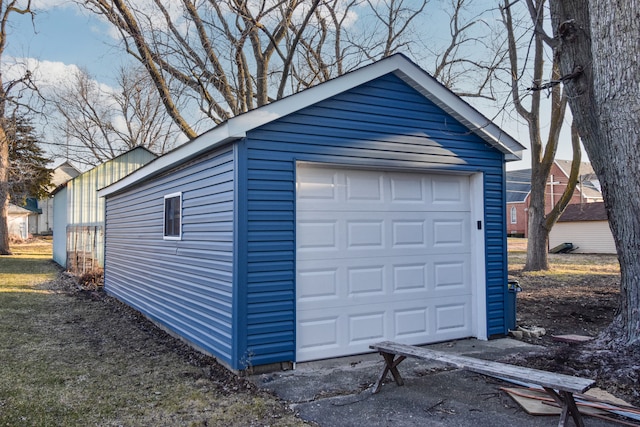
[296,164,476,362]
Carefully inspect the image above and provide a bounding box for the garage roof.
[99,54,525,198]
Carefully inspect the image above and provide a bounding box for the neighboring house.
[52,147,156,274]
[98,54,525,371]
[25,161,81,235]
[549,202,615,254]
[7,204,31,239]
[506,160,603,237]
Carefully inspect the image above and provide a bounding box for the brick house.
[506,160,602,237]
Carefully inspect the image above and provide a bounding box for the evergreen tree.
[6,114,51,205]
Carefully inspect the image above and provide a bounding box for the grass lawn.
[0,240,307,427]
[507,237,620,276]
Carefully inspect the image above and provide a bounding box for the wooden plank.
[552,334,594,344]
[370,341,594,394]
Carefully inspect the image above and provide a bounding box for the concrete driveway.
[251,338,621,426]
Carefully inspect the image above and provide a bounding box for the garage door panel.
[297,211,471,260]
[297,220,338,251]
[435,298,473,336]
[431,175,470,208]
[296,168,339,201]
[297,253,471,308]
[349,311,386,343]
[431,213,470,248]
[297,315,340,352]
[394,307,429,338]
[345,171,384,201]
[297,168,470,212]
[347,220,384,249]
[296,296,474,361]
[347,265,385,295]
[389,173,427,203]
[297,268,339,301]
[296,165,475,362]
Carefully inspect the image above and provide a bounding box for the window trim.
[163,192,182,240]
[510,205,517,224]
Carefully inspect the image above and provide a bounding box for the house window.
[510,206,517,224]
[164,192,182,239]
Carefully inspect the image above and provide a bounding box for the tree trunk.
[0,124,11,255]
[550,0,640,344]
[525,176,550,270]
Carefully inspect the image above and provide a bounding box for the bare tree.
[500,0,580,271]
[81,1,498,136]
[429,0,508,100]
[49,65,180,167]
[81,0,325,138]
[549,0,640,345]
[0,0,35,255]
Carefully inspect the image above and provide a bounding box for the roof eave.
[391,67,524,161]
[98,124,244,198]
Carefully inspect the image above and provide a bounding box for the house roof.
[51,146,156,198]
[99,54,525,198]
[51,161,81,188]
[554,160,602,200]
[558,202,608,222]
[506,160,603,204]
[506,169,532,203]
[8,203,32,216]
[554,159,594,178]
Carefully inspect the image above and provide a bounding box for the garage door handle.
[477,221,482,230]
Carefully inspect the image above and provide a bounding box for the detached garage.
[99,54,524,371]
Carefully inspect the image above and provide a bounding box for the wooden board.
[552,335,594,344]
[370,341,595,394]
[502,388,606,417]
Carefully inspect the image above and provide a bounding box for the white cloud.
[4,56,79,88]
[30,0,74,10]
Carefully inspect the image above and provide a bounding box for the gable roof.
[558,202,609,222]
[506,169,532,203]
[99,54,525,198]
[554,159,594,178]
[554,159,603,200]
[8,203,32,216]
[507,160,603,204]
[51,161,81,187]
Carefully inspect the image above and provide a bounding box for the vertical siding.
[240,73,508,366]
[64,148,156,268]
[52,187,68,266]
[104,147,236,365]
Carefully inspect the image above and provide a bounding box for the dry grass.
[508,238,620,276]
[0,240,308,427]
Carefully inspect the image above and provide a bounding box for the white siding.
[52,188,68,266]
[549,221,616,254]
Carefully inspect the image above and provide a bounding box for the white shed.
[549,202,616,254]
[7,204,30,240]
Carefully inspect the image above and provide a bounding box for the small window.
[164,192,182,239]
[510,206,517,224]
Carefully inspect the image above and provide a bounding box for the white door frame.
[470,172,487,340]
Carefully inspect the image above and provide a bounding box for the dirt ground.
[506,246,640,408]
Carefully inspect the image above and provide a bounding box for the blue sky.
[5,2,582,170]
[8,4,128,82]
